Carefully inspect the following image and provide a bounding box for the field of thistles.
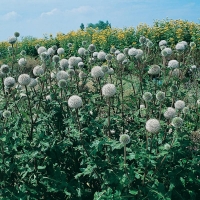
[0,20,199,199]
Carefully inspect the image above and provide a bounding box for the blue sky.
[0,0,199,42]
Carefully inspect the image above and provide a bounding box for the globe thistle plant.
[68,56,78,67]
[18,58,27,66]
[116,53,126,62]
[52,55,60,63]
[161,47,172,57]
[102,84,116,97]
[3,110,11,118]
[79,71,87,79]
[164,107,176,119]
[67,69,75,77]
[52,45,58,51]
[33,66,44,77]
[135,49,143,59]
[28,78,37,88]
[146,119,161,133]
[78,62,84,68]
[164,143,171,150]
[14,32,20,37]
[139,36,146,44]
[58,79,67,88]
[88,44,96,52]
[68,95,83,109]
[110,47,116,54]
[4,77,15,88]
[168,60,179,68]
[128,48,137,56]
[91,66,104,78]
[174,100,185,110]
[105,54,112,61]
[57,48,65,55]
[8,36,17,45]
[93,52,98,58]
[1,65,9,74]
[143,92,153,102]
[156,91,165,101]
[175,43,185,52]
[18,74,31,86]
[172,117,183,128]
[97,51,106,61]
[59,59,69,70]
[159,40,167,47]
[119,134,130,145]
[37,46,47,55]
[107,68,114,75]
[148,65,161,75]
[101,65,108,73]
[78,47,86,56]
[20,50,26,56]
[56,71,69,81]
[47,48,55,56]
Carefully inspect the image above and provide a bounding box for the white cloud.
[40,8,61,18]
[1,11,20,20]
[70,6,96,14]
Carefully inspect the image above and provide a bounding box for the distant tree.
[80,23,85,30]
[87,20,111,30]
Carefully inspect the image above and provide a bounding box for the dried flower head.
[119,134,130,145]
[56,70,69,81]
[164,107,176,119]
[102,83,116,97]
[91,66,104,78]
[33,66,44,76]
[174,100,185,110]
[146,119,161,133]
[4,77,15,88]
[148,65,161,75]
[172,117,183,128]
[18,74,31,86]
[68,95,83,109]
[143,92,153,102]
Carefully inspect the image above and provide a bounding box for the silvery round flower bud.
[35,44,40,50]
[67,69,75,77]
[146,40,153,48]
[1,65,9,74]
[20,50,26,56]
[79,71,87,79]
[18,58,27,66]
[107,68,114,75]
[14,32,20,37]
[179,41,188,48]
[78,47,86,56]
[33,66,44,76]
[110,47,116,53]
[174,100,185,110]
[56,70,68,81]
[128,48,137,56]
[52,45,58,51]
[122,59,129,65]
[182,107,189,114]
[161,47,172,57]
[168,60,179,68]
[101,65,108,73]
[47,48,55,55]
[139,36,146,44]
[116,53,125,62]
[170,85,178,93]
[91,66,104,78]
[164,107,176,119]
[164,143,171,150]
[175,43,185,51]
[88,44,96,52]
[67,43,72,48]
[58,79,67,88]
[40,52,49,61]
[119,134,130,145]
[18,74,31,86]
[105,54,112,61]
[78,62,84,68]
[3,110,11,118]
[76,57,82,64]
[123,48,129,55]
[135,49,143,59]
[93,52,98,57]
[37,46,46,55]
[4,77,15,88]
[68,56,77,66]
[84,50,89,56]
[159,40,167,47]
[114,50,120,56]
[82,41,87,46]
[28,78,37,88]
[8,36,17,44]
[146,119,161,133]
[169,69,181,77]
[68,95,83,109]
[156,91,165,101]
[143,92,153,102]
[97,51,106,61]
[52,55,59,63]
[102,83,116,97]
[148,65,161,75]
[57,48,65,55]
[190,42,196,48]
[172,117,183,128]
[59,59,69,70]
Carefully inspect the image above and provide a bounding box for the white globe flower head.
[57,48,65,55]
[47,47,55,55]
[146,40,153,48]
[174,100,185,110]
[88,44,96,52]
[128,48,137,56]
[107,68,114,75]
[105,54,112,61]
[76,57,82,64]
[28,78,37,88]
[146,119,161,133]
[159,40,167,47]
[102,84,116,97]
[91,66,104,78]
[78,62,84,68]
[37,46,47,55]
[135,49,143,59]
[67,69,75,77]
[140,104,145,109]
[168,60,179,68]
[68,95,83,109]
[68,56,77,67]
[59,59,69,70]
[58,79,67,88]
[3,110,11,118]
[156,91,165,101]
[148,65,161,75]
[164,143,171,150]
[172,117,183,128]
[182,107,189,114]
[4,77,15,88]
[56,70,69,81]
[179,41,188,48]
[52,55,59,63]
[164,107,176,119]
[33,65,44,76]
[78,47,86,56]
[139,36,146,44]
[52,45,58,51]
[123,48,129,55]
[114,50,120,56]
[8,36,17,45]
[161,48,172,57]
[1,64,9,74]
[169,69,182,78]
[97,51,106,61]
[116,53,126,62]
[18,58,27,66]
[93,52,98,58]
[18,74,31,86]
[119,134,130,145]
[143,92,153,102]
[175,43,185,52]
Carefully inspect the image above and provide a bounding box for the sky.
[0,0,199,42]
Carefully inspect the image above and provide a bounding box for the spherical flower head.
[179,41,188,48]
[190,42,196,48]
[123,48,129,55]
[47,48,55,55]
[58,79,67,88]
[170,85,178,93]
[156,91,165,101]
[107,68,114,75]
[182,107,189,114]
[168,60,179,68]
[37,46,47,55]
[18,58,27,66]
[40,52,49,61]
[91,66,104,78]
[146,119,160,133]
[67,43,72,48]
[116,53,126,62]
[105,54,112,61]
[172,117,183,128]
[190,65,196,72]
[97,51,106,61]
[148,65,161,75]
[28,78,37,88]
[67,69,75,77]
[76,57,82,64]
[78,47,86,56]
[164,143,171,150]
[35,44,40,50]
[3,110,11,118]
[110,47,116,53]
[78,62,84,68]
[79,71,87,79]
[174,100,185,110]
[68,56,77,67]
[88,44,96,52]
[82,41,87,46]
[51,45,57,51]
[139,36,146,44]
[159,40,167,47]
[57,48,65,55]
[175,43,185,51]
[143,92,153,102]
[93,52,98,57]
[164,107,176,119]
[33,65,44,76]
[4,77,15,88]
[52,55,59,63]
[169,69,181,78]
[8,36,17,44]
[146,40,153,48]
[0,71,6,78]
[18,74,31,86]
[59,59,69,70]
[1,64,9,74]
[20,50,26,56]
[56,70,69,81]
[114,50,120,56]
[119,134,130,145]
[68,95,83,109]
[122,59,129,65]
[128,48,137,56]
[14,32,20,37]
[135,49,143,59]
[101,65,108,73]
[102,83,116,97]
[161,48,172,57]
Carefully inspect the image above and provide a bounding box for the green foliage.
[88,20,111,30]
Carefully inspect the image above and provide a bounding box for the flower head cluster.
[164,107,176,119]
[102,84,116,97]
[174,100,185,110]
[91,66,104,78]
[97,51,106,61]
[33,66,44,76]
[4,77,15,88]
[119,134,130,145]
[57,48,65,55]
[68,95,83,109]
[37,46,46,55]
[56,70,69,81]
[148,65,161,75]
[168,60,179,68]
[146,119,161,133]
[18,74,31,86]
[59,59,69,70]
